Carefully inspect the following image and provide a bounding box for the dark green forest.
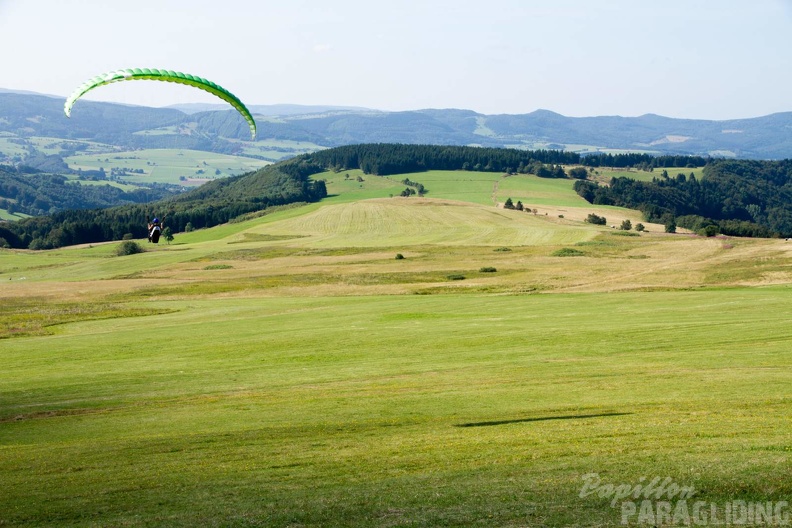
[574,159,792,237]
[303,143,707,175]
[0,165,177,217]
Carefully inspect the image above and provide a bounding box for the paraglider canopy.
[64,68,257,140]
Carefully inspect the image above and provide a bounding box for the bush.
[552,248,585,257]
[568,166,588,179]
[116,241,145,256]
[395,253,405,260]
[493,247,512,252]
[446,274,466,281]
[479,267,497,273]
[585,213,607,225]
[635,223,645,232]
[122,233,134,240]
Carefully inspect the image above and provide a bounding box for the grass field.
[1,168,791,527]
[0,209,28,221]
[595,167,706,183]
[65,149,270,186]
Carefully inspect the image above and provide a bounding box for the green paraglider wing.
[64,68,257,140]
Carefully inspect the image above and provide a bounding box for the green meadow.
[65,149,271,186]
[595,167,706,183]
[1,169,791,527]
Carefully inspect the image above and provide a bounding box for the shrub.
[446,274,466,281]
[585,213,607,225]
[395,253,405,260]
[552,248,585,257]
[122,233,134,240]
[635,223,645,232]
[493,247,512,252]
[203,264,233,270]
[479,267,497,273]
[116,241,144,256]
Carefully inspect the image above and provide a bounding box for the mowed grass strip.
[245,197,595,248]
[0,289,790,526]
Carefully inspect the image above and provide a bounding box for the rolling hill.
[2,147,792,526]
[3,89,792,158]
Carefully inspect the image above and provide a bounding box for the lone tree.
[503,197,515,209]
[620,219,632,231]
[163,227,174,244]
[665,218,677,233]
[635,223,645,232]
[515,200,524,211]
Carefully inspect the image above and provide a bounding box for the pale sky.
[1,0,791,119]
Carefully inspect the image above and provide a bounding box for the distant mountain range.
[2,89,792,159]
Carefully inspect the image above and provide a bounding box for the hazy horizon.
[1,0,791,120]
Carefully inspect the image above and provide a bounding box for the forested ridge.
[2,144,791,249]
[302,143,707,175]
[574,159,792,237]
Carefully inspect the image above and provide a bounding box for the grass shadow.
[455,411,632,428]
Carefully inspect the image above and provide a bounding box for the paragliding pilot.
[147,216,163,243]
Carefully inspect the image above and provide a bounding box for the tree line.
[302,144,709,176]
[573,159,792,237]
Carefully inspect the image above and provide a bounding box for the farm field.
[594,166,706,183]
[1,169,791,526]
[65,149,271,186]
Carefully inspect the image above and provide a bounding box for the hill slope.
[250,197,595,248]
